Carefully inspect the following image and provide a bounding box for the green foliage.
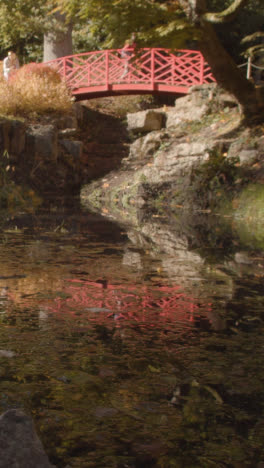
[0,0,262,67]
[192,149,241,209]
[212,0,264,62]
[0,0,92,62]
[58,0,196,49]
[241,31,264,66]
[53,0,264,69]
[196,150,239,186]
[230,184,264,249]
[0,0,51,61]
[72,22,103,53]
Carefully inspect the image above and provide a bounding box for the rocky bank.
[0,83,263,244]
[79,84,264,247]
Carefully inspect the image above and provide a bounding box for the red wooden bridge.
[44,48,216,100]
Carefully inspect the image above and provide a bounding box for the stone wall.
[0,103,84,193]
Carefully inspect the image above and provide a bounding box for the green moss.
[233,184,264,221]
[86,187,103,210]
[230,184,264,249]
[179,111,230,136]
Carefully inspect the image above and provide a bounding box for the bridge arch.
[43,48,216,100]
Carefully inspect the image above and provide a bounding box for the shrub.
[0,63,73,118]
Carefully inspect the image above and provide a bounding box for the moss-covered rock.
[229,184,264,249]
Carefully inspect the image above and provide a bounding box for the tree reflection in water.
[0,206,263,467]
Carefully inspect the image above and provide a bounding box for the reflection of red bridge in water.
[44,48,216,100]
[49,279,212,328]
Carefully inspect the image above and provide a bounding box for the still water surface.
[0,198,263,468]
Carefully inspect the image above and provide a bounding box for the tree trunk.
[43,11,73,62]
[178,0,264,121]
[199,20,263,119]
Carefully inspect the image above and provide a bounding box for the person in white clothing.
[3,51,19,80]
[120,33,137,79]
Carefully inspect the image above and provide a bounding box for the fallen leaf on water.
[150,276,164,282]
[4,227,23,234]
[232,199,239,208]
[0,349,16,358]
[204,385,223,404]
[94,407,118,418]
[148,365,160,373]
[84,307,111,313]
[72,393,83,401]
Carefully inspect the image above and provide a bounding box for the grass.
[0,63,73,118]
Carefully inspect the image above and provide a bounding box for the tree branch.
[203,0,248,24]
[177,0,206,23]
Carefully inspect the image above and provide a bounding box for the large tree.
[1,0,264,119]
[0,0,76,62]
[0,0,47,60]
[58,0,264,120]
[176,0,264,119]
[43,10,72,61]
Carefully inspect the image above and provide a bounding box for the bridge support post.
[199,53,204,84]
[105,50,109,91]
[63,57,67,80]
[246,56,252,80]
[151,48,155,90]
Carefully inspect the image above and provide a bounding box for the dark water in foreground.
[0,198,264,468]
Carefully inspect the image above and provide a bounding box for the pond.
[0,197,263,468]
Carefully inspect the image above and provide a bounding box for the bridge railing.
[43,48,215,91]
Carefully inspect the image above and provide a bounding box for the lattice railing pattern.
[45,278,212,331]
[43,48,215,95]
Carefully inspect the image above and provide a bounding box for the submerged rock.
[0,409,55,468]
[0,349,15,358]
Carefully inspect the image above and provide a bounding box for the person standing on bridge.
[120,32,137,80]
[3,51,20,81]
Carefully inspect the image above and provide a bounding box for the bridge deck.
[43,48,216,100]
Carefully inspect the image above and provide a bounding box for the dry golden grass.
[0,63,73,118]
